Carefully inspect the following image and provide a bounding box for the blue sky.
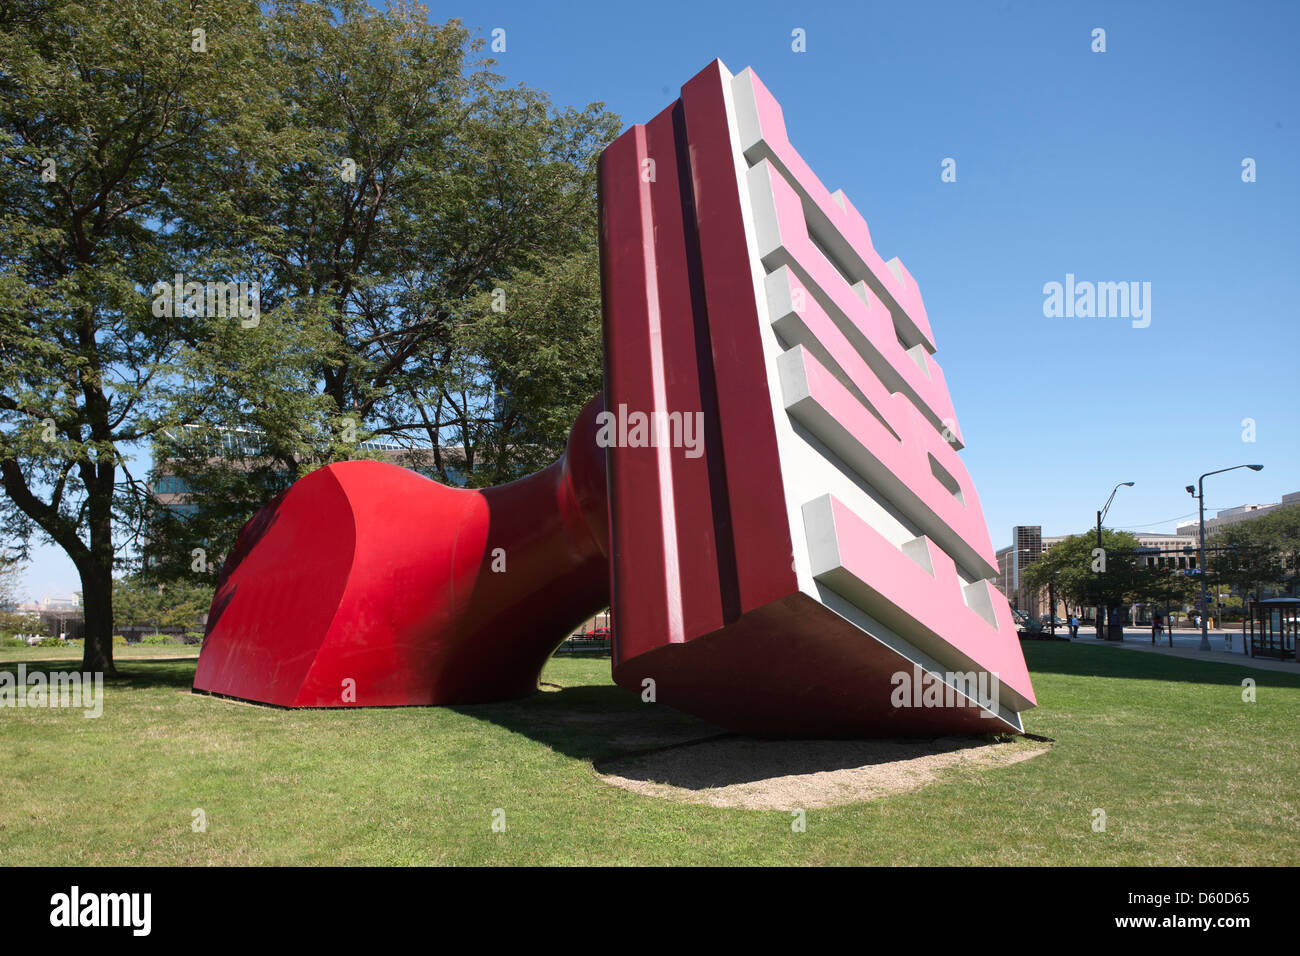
[16,0,1299,598]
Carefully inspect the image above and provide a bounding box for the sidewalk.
[1070,630,1300,674]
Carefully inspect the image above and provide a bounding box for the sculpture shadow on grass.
[0,657,200,692]
[112,661,205,692]
[448,682,727,764]
[448,680,1025,800]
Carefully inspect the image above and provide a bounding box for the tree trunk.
[78,558,116,676]
[78,466,117,677]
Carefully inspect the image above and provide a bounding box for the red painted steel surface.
[611,593,1001,738]
[192,397,610,707]
[194,58,1033,736]
[600,62,798,674]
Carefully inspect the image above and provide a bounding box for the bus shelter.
[1249,598,1299,661]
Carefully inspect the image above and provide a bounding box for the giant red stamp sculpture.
[193,60,1036,736]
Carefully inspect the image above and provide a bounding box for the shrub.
[142,634,176,646]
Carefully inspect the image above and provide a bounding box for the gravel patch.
[598,735,1050,810]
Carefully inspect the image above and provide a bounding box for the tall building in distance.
[995,526,1044,615]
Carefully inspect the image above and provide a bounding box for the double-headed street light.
[1186,464,1264,652]
[1096,481,1135,640]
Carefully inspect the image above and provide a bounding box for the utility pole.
[1187,464,1263,652]
[1095,509,1103,639]
[1097,482,1134,641]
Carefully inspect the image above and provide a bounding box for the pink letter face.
[731,67,1036,711]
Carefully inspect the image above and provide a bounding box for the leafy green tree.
[1138,562,1197,626]
[152,0,618,569]
[0,0,302,673]
[1259,504,1300,587]
[0,550,23,608]
[3,0,620,671]
[440,248,605,485]
[0,610,45,639]
[1022,529,1168,633]
[1206,504,1300,631]
[1207,518,1285,615]
[113,574,212,634]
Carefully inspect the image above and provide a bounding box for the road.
[1064,626,1252,654]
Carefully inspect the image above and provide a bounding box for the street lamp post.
[1187,464,1263,652]
[1096,481,1135,640]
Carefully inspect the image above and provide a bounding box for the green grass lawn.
[1,643,1296,865]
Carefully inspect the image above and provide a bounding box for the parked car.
[1012,610,1044,634]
